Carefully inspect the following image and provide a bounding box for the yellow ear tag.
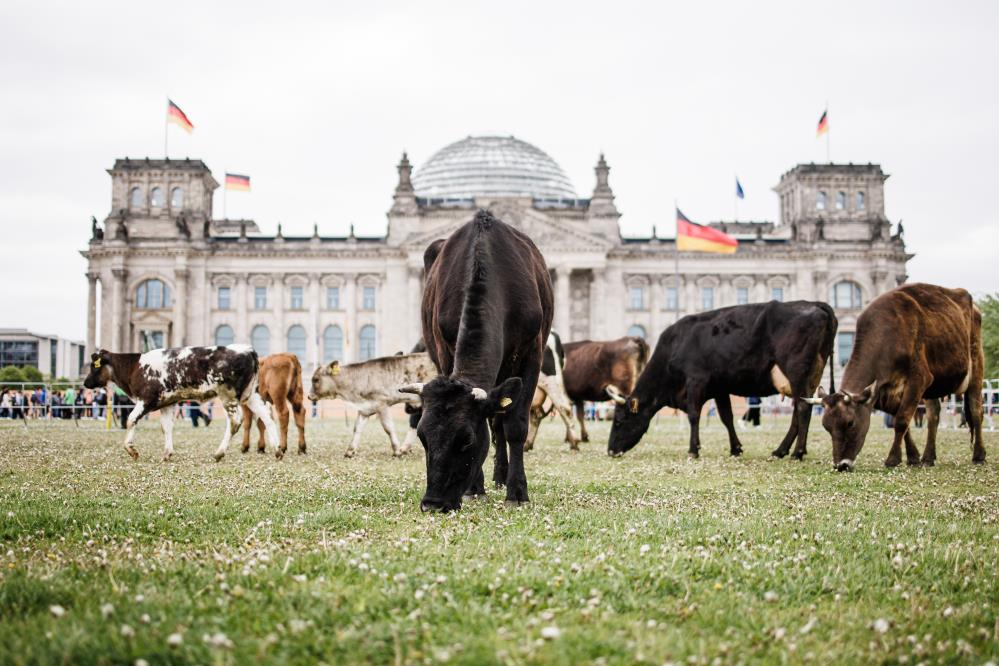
[499,397,513,408]
[94,359,101,369]
[331,364,341,376]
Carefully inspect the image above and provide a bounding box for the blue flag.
[735,178,745,200]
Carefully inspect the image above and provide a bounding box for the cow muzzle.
[835,459,854,472]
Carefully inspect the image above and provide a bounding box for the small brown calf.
[241,353,306,459]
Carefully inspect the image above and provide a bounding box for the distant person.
[745,396,761,427]
[914,400,926,428]
[188,401,211,427]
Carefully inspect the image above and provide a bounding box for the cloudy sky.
[1,1,996,340]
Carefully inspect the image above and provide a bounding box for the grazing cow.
[82,345,277,462]
[525,332,580,451]
[241,353,306,459]
[561,336,650,443]
[400,210,553,512]
[308,353,437,457]
[808,283,985,471]
[607,301,837,460]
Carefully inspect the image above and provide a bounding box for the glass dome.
[412,135,577,200]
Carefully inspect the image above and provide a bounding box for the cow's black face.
[83,350,112,389]
[607,396,653,456]
[416,376,522,513]
[819,383,876,471]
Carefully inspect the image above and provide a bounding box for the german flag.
[676,208,737,254]
[167,99,194,133]
[816,109,829,137]
[225,173,251,192]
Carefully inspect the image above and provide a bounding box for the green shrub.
[0,366,26,385]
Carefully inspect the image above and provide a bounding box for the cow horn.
[605,385,627,405]
[801,396,823,405]
[471,387,488,401]
[398,383,424,396]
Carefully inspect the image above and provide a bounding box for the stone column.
[649,276,662,340]
[408,266,422,344]
[589,269,605,340]
[272,274,284,352]
[173,268,188,347]
[555,265,571,337]
[236,273,249,342]
[344,273,357,361]
[86,272,98,354]
[308,272,321,373]
[111,268,127,351]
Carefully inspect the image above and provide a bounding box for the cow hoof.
[906,459,921,467]
[770,449,788,459]
[569,445,580,453]
[730,449,743,457]
[125,448,139,460]
[240,447,249,454]
[972,457,986,465]
[687,452,700,460]
[503,499,529,508]
[213,453,224,462]
[791,452,805,461]
[921,459,935,467]
[298,448,307,456]
[257,448,267,454]
[462,493,485,502]
[884,457,901,468]
[275,450,285,461]
[161,453,172,462]
[344,450,356,459]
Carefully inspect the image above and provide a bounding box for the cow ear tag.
[331,362,341,376]
[499,397,513,408]
[94,359,101,369]
[629,398,639,414]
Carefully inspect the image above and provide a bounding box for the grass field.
[1,415,997,665]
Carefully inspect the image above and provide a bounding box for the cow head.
[812,382,877,471]
[309,361,342,401]
[400,376,523,513]
[607,394,654,457]
[83,350,113,389]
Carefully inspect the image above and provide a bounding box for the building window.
[359,325,376,361]
[701,287,715,310]
[736,286,749,305]
[816,191,827,210]
[136,279,171,309]
[215,325,235,346]
[830,281,863,309]
[170,187,183,209]
[856,191,865,210]
[290,286,304,310]
[664,286,678,311]
[129,187,143,209]
[626,324,647,340]
[50,340,57,376]
[326,286,340,309]
[322,325,343,364]
[287,325,307,362]
[362,286,376,311]
[217,287,231,310]
[140,330,164,351]
[835,191,846,210]
[254,286,267,310]
[628,286,646,310]
[771,287,784,302]
[0,340,39,369]
[150,187,164,208]
[250,325,270,356]
[837,332,855,367]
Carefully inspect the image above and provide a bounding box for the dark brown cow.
[400,210,553,512]
[812,283,985,470]
[561,337,650,443]
[241,353,306,460]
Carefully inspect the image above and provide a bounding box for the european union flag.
[735,178,745,199]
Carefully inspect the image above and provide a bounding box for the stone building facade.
[81,136,911,377]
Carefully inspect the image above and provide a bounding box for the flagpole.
[223,170,228,220]
[825,99,830,163]
[674,199,681,323]
[164,97,169,158]
[733,175,738,222]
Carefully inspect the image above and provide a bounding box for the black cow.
[608,301,837,460]
[83,345,277,461]
[400,210,554,512]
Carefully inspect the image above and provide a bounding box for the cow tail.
[823,303,837,393]
[635,336,651,370]
[828,353,836,393]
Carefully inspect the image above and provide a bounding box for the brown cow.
[241,353,306,460]
[561,336,650,443]
[811,283,985,470]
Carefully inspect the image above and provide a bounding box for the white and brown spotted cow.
[525,332,580,451]
[83,345,277,462]
[309,353,437,458]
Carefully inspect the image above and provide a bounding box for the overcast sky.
[1,1,996,340]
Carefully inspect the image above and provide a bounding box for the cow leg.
[502,411,530,506]
[525,404,544,452]
[684,385,707,459]
[377,406,405,457]
[714,394,743,456]
[771,410,800,459]
[245,392,279,459]
[345,412,371,458]
[256,414,267,453]
[159,408,175,462]
[122,401,148,460]
[903,429,921,466]
[491,415,509,489]
[272,394,291,459]
[240,403,253,453]
[967,388,986,465]
[213,400,243,462]
[292,399,306,455]
[885,381,926,468]
[789,398,815,460]
[920,398,941,466]
[575,400,589,443]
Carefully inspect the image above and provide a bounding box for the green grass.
[0,415,997,665]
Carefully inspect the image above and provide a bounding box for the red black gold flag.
[816,109,829,137]
[225,173,251,192]
[167,99,194,133]
[676,208,737,254]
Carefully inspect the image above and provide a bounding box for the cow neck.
[451,229,503,390]
[632,353,667,411]
[838,330,879,394]
[110,353,142,396]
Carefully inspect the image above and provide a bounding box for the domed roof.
[412,136,577,200]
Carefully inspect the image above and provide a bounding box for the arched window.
[626,324,647,340]
[856,191,865,210]
[215,325,235,346]
[129,187,143,209]
[816,191,827,210]
[170,187,183,208]
[135,279,171,309]
[829,281,863,309]
[628,286,646,310]
[835,191,846,210]
[359,325,377,361]
[287,325,307,362]
[250,325,270,356]
[323,325,343,364]
[150,187,164,207]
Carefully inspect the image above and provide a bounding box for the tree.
[21,366,44,388]
[980,294,999,379]
[0,366,26,384]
